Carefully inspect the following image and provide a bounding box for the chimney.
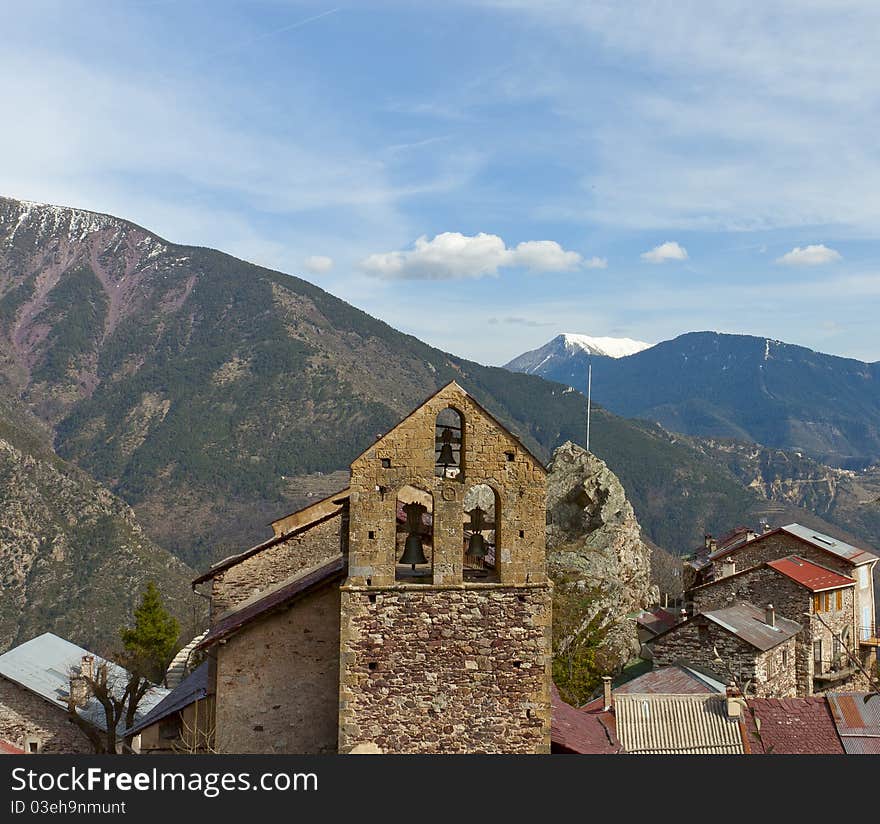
[746,530,758,542]
[602,675,613,710]
[725,682,743,718]
[679,608,688,622]
[81,655,94,681]
[68,675,89,709]
[721,558,736,578]
[704,534,713,550]
[765,604,775,627]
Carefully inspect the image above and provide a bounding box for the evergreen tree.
[120,581,180,684]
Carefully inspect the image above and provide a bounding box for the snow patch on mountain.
[560,333,652,359]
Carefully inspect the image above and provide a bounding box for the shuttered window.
[836,589,843,610]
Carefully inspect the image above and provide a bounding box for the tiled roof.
[767,556,855,592]
[827,693,880,754]
[125,662,210,738]
[614,694,746,755]
[744,697,844,754]
[614,665,726,696]
[0,739,24,754]
[550,684,620,754]
[198,555,346,649]
[0,633,168,733]
[702,603,801,651]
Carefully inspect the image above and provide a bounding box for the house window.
[835,590,843,610]
[781,648,788,668]
[832,634,841,661]
[26,739,40,754]
[813,640,823,674]
[813,593,821,613]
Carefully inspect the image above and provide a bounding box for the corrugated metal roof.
[827,693,880,754]
[615,694,745,755]
[767,556,855,592]
[125,662,210,737]
[781,524,878,564]
[703,603,800,651]
[0,633,168,733]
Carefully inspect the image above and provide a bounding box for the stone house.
[688,555,861,694]
[193,381,553,754]
[648,602,800,698]
[0,633,168,754]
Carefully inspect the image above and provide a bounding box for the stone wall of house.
[214,583,341,754]
[0,677,94,753]
[338,583,552,753]
[346,383,546,587]
[210,512,346,618]
[710,534,854,580]
[650,617,798,698]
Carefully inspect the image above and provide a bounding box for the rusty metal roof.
[767,556,855,592]
[827,693,880,754]
[703,603,801,651]
[551,684,620,754]
[615,665,726,696]
[0,739,24,754]
[614,694,746,755]
[744,697,844,754]
[197,556,345,649]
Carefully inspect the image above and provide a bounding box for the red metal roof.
[0,739,24,754]
[744,698,844,754]
[827,693,880,754]
[551,685,620,754]
[767,556,855,592]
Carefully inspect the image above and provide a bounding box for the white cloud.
[361,232,587,280]
[584,256,608,269]
[640,241,689,264]
[776,244,842,266]
[303,255,334,273]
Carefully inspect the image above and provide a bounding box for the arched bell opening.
[435,407,464,481]
[395,485,434,584]
[463,484,500,583]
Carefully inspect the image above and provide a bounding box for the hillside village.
[1,383,877,755]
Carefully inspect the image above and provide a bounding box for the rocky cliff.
[547,441,658,673]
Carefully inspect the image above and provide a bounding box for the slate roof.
[702,603,801,651]
[614,694,746,755]
[125,662,210,738]
[767,556,855,592]
[550,684,620,754]
[710,523,878,566]
[827,693,880,754]
[744,697,844,754]
[0,633,168,733]
[198,555,346,649]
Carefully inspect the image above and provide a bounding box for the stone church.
[193,381,553,753]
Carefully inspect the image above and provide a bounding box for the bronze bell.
[436,427,456,468]
[467,531,487,558]
[400,533,428,569]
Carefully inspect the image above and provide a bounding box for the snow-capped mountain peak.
[560,333,652,359]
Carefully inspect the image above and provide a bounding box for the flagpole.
[586,359,592,452]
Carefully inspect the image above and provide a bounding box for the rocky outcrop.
[547,441,658,672]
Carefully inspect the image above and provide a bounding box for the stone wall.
[210,512,346,618]
[347,382,546,587]
[214,583,341,754]
[650,617,798,698]
[0,676,94,753]
[338,583,552,753]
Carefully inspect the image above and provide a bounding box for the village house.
[0,633,167,754]
[192,381,553,754]
[647,602,800,697]
[688,555,861,694]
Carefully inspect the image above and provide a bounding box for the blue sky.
[2,1,879,364]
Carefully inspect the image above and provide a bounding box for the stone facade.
[214,582,341,754]
[339,382,552,753]
[650,616,798,698]
[210,512,347,618]
[0,676,93,753]
[691,565,858,696]
[338,584,551,753]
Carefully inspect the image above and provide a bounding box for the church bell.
[400,533,428,568]
[436,426,456,469]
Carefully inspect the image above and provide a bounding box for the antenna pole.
[586,360,592,452]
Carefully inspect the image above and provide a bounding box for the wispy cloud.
[303,255,334,274]
[776,244,842,266]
